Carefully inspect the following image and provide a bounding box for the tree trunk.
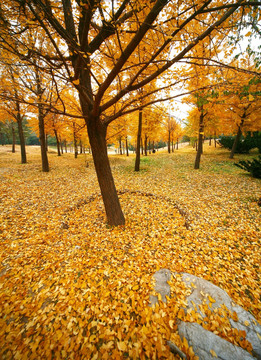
[168,131,171,153]
[74,139,78,158]
[60,138,63,154]
[144,135,148,156]
[126,137,129,156]
[11,122,15,153]
[176,138,179,150]
[54,129,61,156]
[135,109,142,172]
[73,123,78,158]
[119,138,122,155]
[230,124,243,159]
[171,139,174,152]
[16,103,27,163]
[194,109,204,169]
[87,119,125,226]
[45,134,48,152]
[38,107,49,172]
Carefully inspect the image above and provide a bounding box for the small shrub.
[219,132,261,154]
[235,155,261,178]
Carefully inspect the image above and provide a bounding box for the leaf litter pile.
[0,146,260,359]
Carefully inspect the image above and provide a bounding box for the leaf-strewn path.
[0,146,260,359]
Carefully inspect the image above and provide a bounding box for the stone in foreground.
[150,270,261,360]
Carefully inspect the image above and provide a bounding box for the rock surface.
[149,268,171,306]
[151,270,261,360]
[178,321,255,360]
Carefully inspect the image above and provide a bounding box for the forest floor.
[0,144,260,359]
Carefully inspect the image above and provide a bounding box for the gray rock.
[180,273,261,359]
[150,270,261,359]
[149,268,171,306]
[178,321,255,360]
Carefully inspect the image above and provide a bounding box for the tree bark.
[194,108,204,169]
[168,131,171,153]
[87,118,125,226]
[54,129,61,156]
[73,122,78,158]
[17,115,26,163]
[11,122,15,153]
[15,96,27,163]
[230,120,244,159]
[144,135,148,156]
[119,138,122,155]
[38,107,49,172]
[125,136,129,156]
[45,134,48,152]
[135,109,142,172]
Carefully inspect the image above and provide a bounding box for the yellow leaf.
[210,349,217,357]
[72,79,80,85]
[245,31,252,36]
[249,94,254,101]
[89,335,96,342]
[117,341,127,352]
[257,333,261,340]
[244,320,250,326]
[169,320,175,329]
[208,295,216,303]
[132,284,139,291]
[183,337,189,350]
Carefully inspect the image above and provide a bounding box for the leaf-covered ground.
[0,145,260,359]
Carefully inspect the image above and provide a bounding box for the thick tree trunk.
[135,109,142,172]
[194,109,204,169]
[16,106,27,163]
[230,125,242,159]
[11,122,15,153]
[87,119,125,226]
[176,138,179,150]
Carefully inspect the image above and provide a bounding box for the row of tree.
[0,0,260,225]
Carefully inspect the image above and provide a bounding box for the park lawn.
[0,144,260,359]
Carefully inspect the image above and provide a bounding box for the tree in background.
[0,65,28,163]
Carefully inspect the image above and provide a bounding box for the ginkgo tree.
[1,0,260,225]
[217,57,261,158]
[0,64,28,163]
